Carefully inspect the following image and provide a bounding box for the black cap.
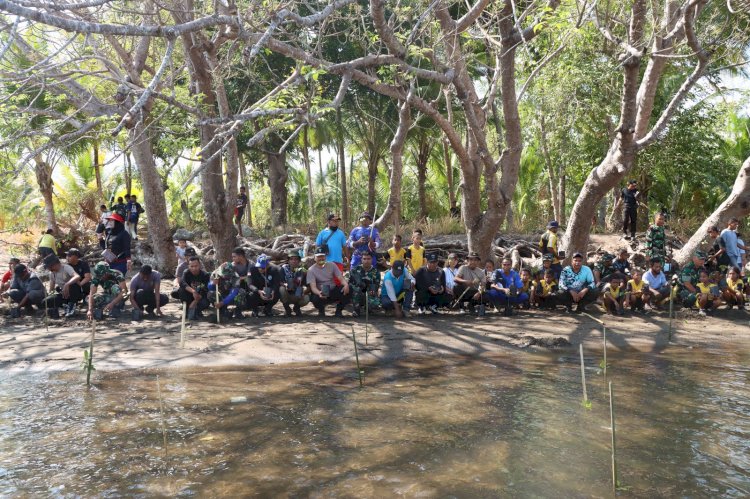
[43,254,60,269]
[13,264,27,276]
[628,179,637,185]
[467,252,481,260]
[426,253,438,262]
[360,211,372,220]
[392,260,405,271]
[140,264,153,275]
[66,248,81,257]
[287,249,301,258]
[314,246,327,256]
[185,247,197,257]
[572,252,584,259]
[327,213,341,221]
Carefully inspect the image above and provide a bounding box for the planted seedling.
[351,326,364,388]
[82,320,96,386]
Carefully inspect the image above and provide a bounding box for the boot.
[293,304,302,317]
[48,307,60,319]
[93,308,104,320]
[283,304,293,317]
[131,308,143,321]
[109,306,121,319]
[10,307,20,318]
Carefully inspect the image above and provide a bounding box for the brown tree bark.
[33,155,58,234]
[92,141,103,202]
[337,107,349,227]
[375,97,411,234]
[675,155,750,266]
[267,151,288,227]
[129,119,176,272]
[414,134,431,220]
[238,152,252,228]
[302,126,315,221]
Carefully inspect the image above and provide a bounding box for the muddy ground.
[1,285,748,373]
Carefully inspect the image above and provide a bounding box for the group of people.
[4,208,747,322]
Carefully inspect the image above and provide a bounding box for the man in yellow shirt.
[38,229,57,259]
[539,221,562,277]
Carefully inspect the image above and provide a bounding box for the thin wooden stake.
[365,289,369,345]
[602,326,607,378]
[156,375,169,459]
[352,326,363,388]
[215,285,220,324]
[579,344,588,404]
[86,319,96,387]
[668,284,676,341]
[609,381,618,492]
[180,302,187,348]
[44,294,49,332]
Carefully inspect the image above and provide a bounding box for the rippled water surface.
[1,348,749,497]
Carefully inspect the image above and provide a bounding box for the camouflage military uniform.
[90,262,125,308]
[211,263,246,309]
[593,254,616,285]
[678,261,702,307]
[645,224,667,264]
[349,264,381,313]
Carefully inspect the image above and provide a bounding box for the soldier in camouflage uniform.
[209,263,246,319]
[678,250,707,308]
[349,252,381,316]
[279,249,310,317]
[645,212,667,264]
[593,253,616,289]
[86,261,127,320]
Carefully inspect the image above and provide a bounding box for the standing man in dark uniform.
[621,180,640,240]
[235,186,248,237]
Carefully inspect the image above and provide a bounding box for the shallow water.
[1,348,749,497]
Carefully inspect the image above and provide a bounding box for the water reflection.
[1,349,748,497]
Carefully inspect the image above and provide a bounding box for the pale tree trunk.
[33,155,58,234]
[415,135,431,220]
[539,113,561,222]
[92,142,103,202]
[267,151,288,227]
[366,152,379,216]
[129,119,177,272]
[302,126,315,221]
[239,153,252,228]
[317,148,324,192]
[124,152,132,196]
[675,156,750,266]
[375,97,410,233]
[563,0,709,256]
[607,187,623,233]
[558,173,566,225]
[442,89,457,213]
[337,108,349,227]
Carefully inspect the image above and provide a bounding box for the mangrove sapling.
[601,327,608,378]
[351,326,364,388]
[81,320,96,387]
[156,375,169,460]
[668,283,677,342]
[579,344,591,409]
[215,286,220,324]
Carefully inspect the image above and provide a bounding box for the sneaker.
[351,307,361,317]
[283,304,293,317]
[334,309,344,318]
[417,306,426,315]
[401,309,410,318]
[698,309,707,317]
[429,304,439,314]
[145,306,155,316]
[65,303,76,317]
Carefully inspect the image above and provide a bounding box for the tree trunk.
[129,119,177,273]
[302,126,315,221]
[415,135,430,220]
[33,155,58,234]
[124,152,132,196]
[267,151,288,227]
[558,172,566,225]
[366,152,378,216]
[607,187,623,233]
[337,108,349,228]
[239,153,252,228]
[539,113,560,222]
[675,155,750,266]
[443,89,457,213]
[92,142,103,202]
[375,97,410,232]
[318,147,324,191]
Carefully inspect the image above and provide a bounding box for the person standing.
[125,195,144,240]
[720,218,742,270]
[621,180,640,240]
[315,213,348,272]
[38,229,57,259]
[645,212,667,264]
[539,220,562,277]
[235,186,248,236]
[104,212,131,275]
[347,212,380,268]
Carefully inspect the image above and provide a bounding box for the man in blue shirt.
[488,258,529,316]
[315,213,348,271]
[381,260,414,318]
[642,257,670,307]
[721,218,742,269]
[557,252,599,313]
[348,212,381,268]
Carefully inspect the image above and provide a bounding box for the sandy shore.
[1,296,748,373]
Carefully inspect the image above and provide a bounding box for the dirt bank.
[1,290,748,373]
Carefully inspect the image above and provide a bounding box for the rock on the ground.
[173,228,195,241]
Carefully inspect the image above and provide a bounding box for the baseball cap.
[66,248,81,257]
[140,264,153,275]
[327,213,341,221]
[43,254,60,269]
[185,247,197,257]
[359,211,372,220]
[106,213,125,223]
[314,246,327,256]
[287,249,301,258]
[572,252,584,259]
[392,260,405,271]
[602,253,615,262]
[694,250,707,259]
[255,254,269,268]
[426,253,438,262]
[547,220,559,229]
[542,254,554,262]
[467,252,481,260]
[628,179,637,185]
